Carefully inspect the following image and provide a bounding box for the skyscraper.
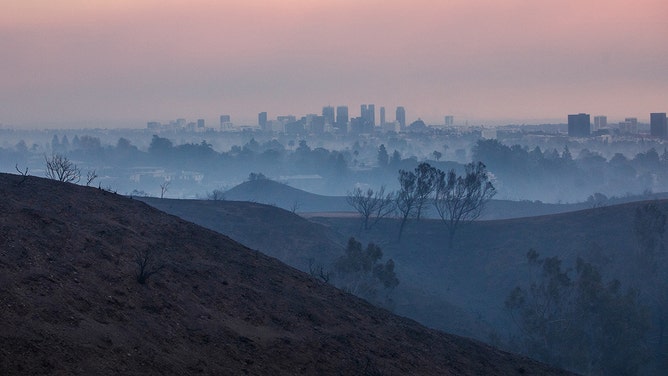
[567,113,591,137]
[444,115,454,126]
[336,106,349,125]
[258,112,268,131]
[322,106,335,126]
[650,112,667,139]
[361,104,375,127]
[396,107,406,128]
[593,116,607,131]
[380,106,386,125]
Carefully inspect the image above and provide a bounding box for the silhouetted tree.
[346,185,395,230]
[434,162,495,247]
[506,250,650,375]
[377,144,389,167]
[333,238,399,307]
[160,180,170,199]
[44,153,81,183]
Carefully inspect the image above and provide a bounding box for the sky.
[1,0,667,128]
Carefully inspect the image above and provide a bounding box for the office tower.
[336,106,349,125]
[567,113,591,137]
[396,107,406,128]
[444,115,454,126]
[322,106,335,125]
[593,116,607,131]
[650,112,667,139]
[197,119,205,129]
[258,112,268,130]
[361,104,375,127]
[380,107,386,125]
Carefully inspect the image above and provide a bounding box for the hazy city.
[1,1,667,375]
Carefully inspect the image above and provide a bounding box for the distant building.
[444,115,454,126]
[336,106,349,125]
[258,112,268,130]
[361,104,375,127]
[650,112,667,139]
[620,117,638,133]
[567,113,591,137]
[322,106,335,126]
[593,116,607,131]
[396,106,406,129]
[219,115,231,130]
[380,106,386,125]
[197,119,205,130]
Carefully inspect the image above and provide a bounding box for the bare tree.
[44,153,80,183]
[160,180,170,199]
[434,161,496,247]
[85,169,98,187]
[308,258,331,283]
[395,163,438,240]
[15,164,29,186]
[134,248,164,285]
[346,185,395,230]
[290,199,302,214]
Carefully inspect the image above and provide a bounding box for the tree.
[434,161,495,247]
[377,144,389,167]
[432,150,442,161]
[134,247,164,285]
[160,180,170,199]
[395,162,439,240]
[333,238,399,307]
[346,185,395,230]
[506,250,650,375]
[85,170,98,187]
[44,153,81,183]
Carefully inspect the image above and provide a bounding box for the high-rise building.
[380,107,386,125]
[322,106,335,126]
[336,106,349,125]
[567,113,591,137]
[396,107,406,128]
[650,112,667,139]
[444,115,454,126]
[258,112,268,130]
[593,116,607,131]
[361,104,375,127]
[197,119,205,129]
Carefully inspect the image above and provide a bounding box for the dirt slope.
[0,173,571,375]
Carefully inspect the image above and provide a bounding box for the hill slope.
[0,173,570,375]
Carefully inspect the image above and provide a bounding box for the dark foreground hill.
[0,173,571,375]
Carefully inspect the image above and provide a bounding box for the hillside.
[223,179,349,213]
[0,173,571,375]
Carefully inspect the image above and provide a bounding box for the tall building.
[197,119,205,129]
[258,112,268,131]
[396,107,406,128]
[361,104,375,127]
[336,106,349,125]
[593,116,607,131]
[380,106,386,125]
[444,115,454,126]
[322,106,335,126]
[567,113,591,137]
[650,112,667,139]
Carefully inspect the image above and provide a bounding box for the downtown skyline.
[1,0,667,129]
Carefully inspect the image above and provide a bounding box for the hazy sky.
[1,0,667,128]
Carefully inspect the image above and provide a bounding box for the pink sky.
[1,0,667,128]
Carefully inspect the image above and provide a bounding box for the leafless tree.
[85,169,98,187]
[308,258,331,283]
[160,180,170,199]
[134,248,164,285]
[434,161,496,247]
[15,164,29,185]
[290,199,302,214]
[44,153,80,183]
[346,185,395,230]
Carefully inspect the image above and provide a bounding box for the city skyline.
[1,0,667,128]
